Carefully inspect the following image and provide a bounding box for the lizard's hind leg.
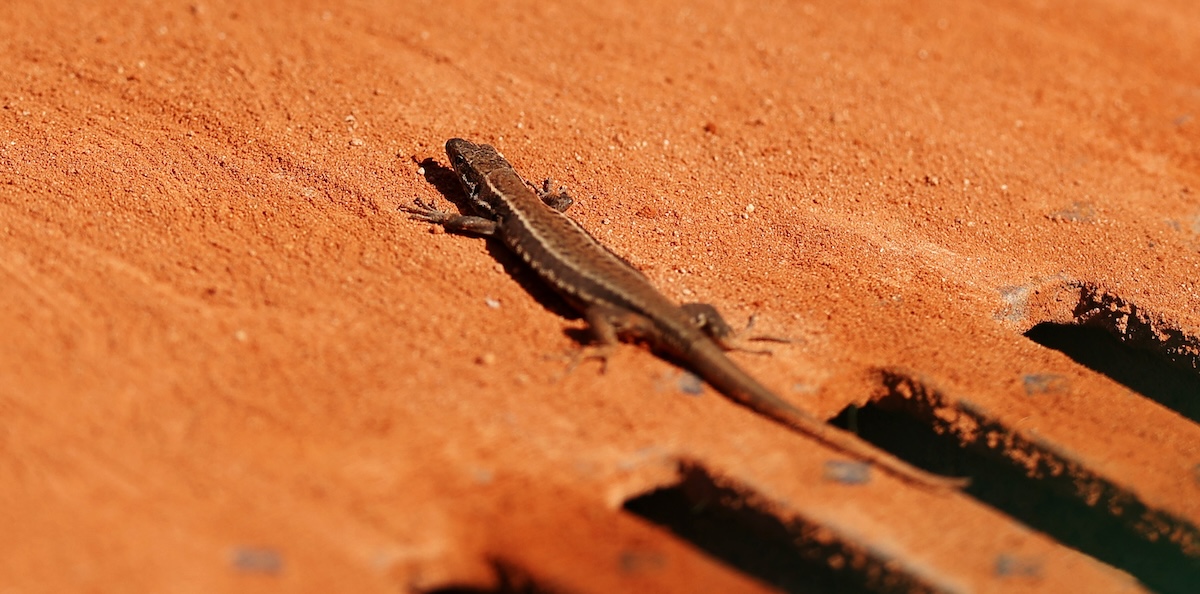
[680,303,794,354]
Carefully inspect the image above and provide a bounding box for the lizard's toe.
[566,344,616,374]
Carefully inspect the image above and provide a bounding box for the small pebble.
[994,553,1042,578]
[677,372,704,395]
[823,460,871,485]
[230,547,283,575]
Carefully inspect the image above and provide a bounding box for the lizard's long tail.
[685,340,970,491]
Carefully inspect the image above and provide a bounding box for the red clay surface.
[2,0,1199,592]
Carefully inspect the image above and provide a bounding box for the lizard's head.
[445,138,506,216]
[445,138,483,193]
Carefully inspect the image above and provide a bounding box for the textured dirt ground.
[2,0,1199,592]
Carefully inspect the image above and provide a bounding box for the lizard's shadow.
[417,157,585,330]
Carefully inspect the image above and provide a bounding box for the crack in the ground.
[623,460,946,594]
[1024,283,1200,423]
[829,370,1200,594]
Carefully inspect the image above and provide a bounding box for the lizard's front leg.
[532,178,573,212]
[400,198,500,236]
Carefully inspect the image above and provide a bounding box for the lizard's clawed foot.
[533,178,573,212]
[399,197,450,223]
[731,314,797,354]
[545,343,615,383]
[683,303,797,355]
[565,343,616,374]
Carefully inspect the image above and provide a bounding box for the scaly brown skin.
[402,138,967,491]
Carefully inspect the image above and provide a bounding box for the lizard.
[401,138,966,490]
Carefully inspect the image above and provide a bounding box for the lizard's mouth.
[459,175,478,197]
